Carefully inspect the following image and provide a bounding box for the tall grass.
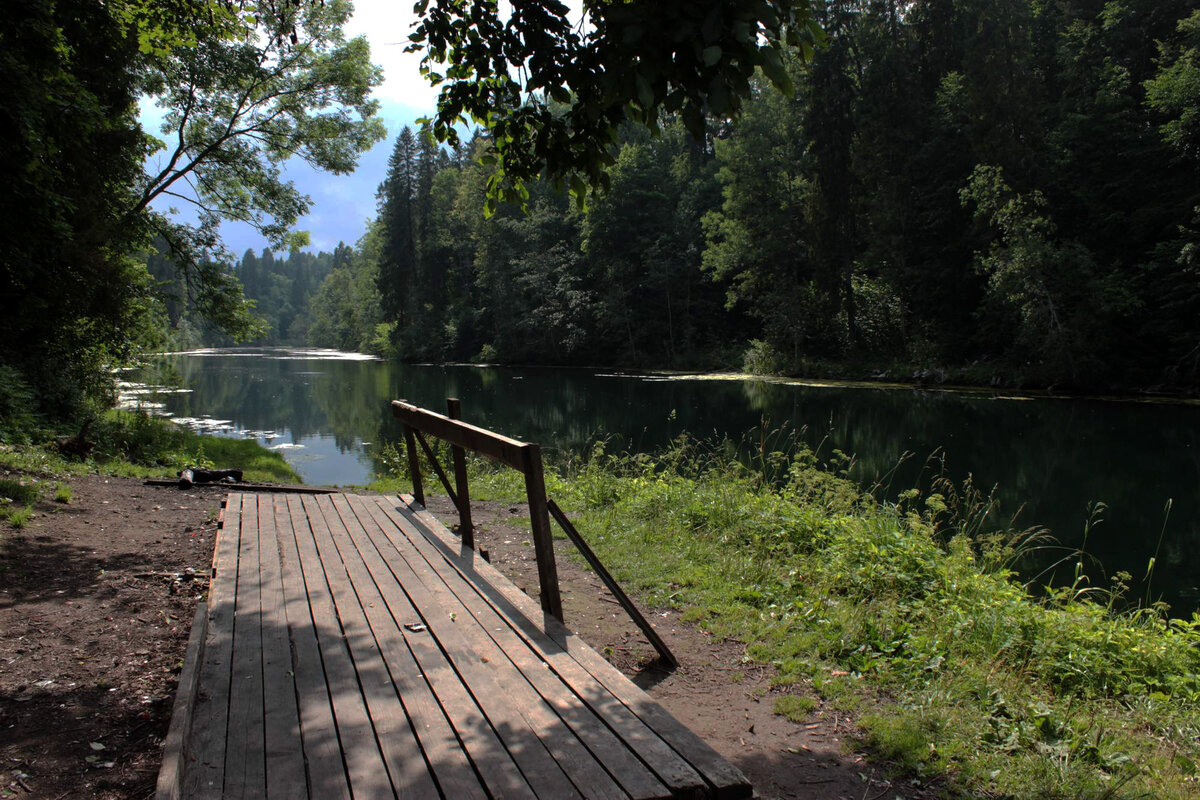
[412,432,1200,799]
[0,411,300,484]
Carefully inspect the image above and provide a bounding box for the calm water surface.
[137,348,1200,614]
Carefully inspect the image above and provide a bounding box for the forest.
[4,0,1200,437]
[191,0,1200,394]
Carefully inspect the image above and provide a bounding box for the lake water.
[133,348,1200,615]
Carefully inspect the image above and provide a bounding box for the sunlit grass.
[0,477,40,528]
[376,433,1200,799]
[0,411,300,484]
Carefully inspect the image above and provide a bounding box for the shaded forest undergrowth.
[371,434,1200,799]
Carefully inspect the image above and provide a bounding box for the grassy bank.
[1,411,299,525]
[373,438,1200,799]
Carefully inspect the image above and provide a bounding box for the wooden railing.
[391,398,562,620]
[390,399,676,665]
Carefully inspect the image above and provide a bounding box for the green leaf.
[702,45,723,67]
[760,46,788,88]
[570,174,587,208]
[635,74,654,109]
[708,81,731,115]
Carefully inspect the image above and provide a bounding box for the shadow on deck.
[155,492,752,800]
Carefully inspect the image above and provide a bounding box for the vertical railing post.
[521,444,563,621]
[399,399,425,507]
[445,397,474,548]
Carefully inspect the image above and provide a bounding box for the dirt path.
[0,476,932,799]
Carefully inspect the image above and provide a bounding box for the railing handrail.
[390,400,528,470]
[390,399,563,621]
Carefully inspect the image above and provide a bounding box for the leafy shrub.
[741,339,785,375]
[0,364,39,444]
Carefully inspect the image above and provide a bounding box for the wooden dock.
[157,492,752,799]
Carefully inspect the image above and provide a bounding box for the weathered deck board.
[163,492,753,800]
[182,494,240,799]
[257,495,306,797]
[223,493,266,798]
[276,494,351,800]
[350,494,674,800]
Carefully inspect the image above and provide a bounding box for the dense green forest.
[5,0,1200,438]
[148,245,342,347]
[301,0,1200,392]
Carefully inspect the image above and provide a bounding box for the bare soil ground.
[0,475,936,799]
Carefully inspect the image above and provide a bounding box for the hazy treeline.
[148,246,340,348]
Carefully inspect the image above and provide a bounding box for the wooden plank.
[258,495,307,797]
[276,494,351,800]
[154,600,207,800]
[389,495,742,799]
[349,493,671,800]
[402,423,425,506]
[285,494,392,799]
[445,398,474,547]
[326,495,539,800]
[548,499,677,668]
[310,498,489,800]
[224,493,267,798]
[299,494,441,800]
[522,445,563,621]
[184,494,243,799]
[392,399,528,470]
[344,494,641,800]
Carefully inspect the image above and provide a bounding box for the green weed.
[0,478,40,506]
[447,434,1200,800]
[5,505,33,528]
[773,694,817,721]
[53,482,71,503]
[0,412,299,484]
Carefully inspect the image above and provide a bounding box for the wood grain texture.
[169,491,750,799]
[183,494,242,799]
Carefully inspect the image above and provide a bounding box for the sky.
[144,1,442,257]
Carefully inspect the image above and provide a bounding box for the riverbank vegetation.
[10,1,1200,437]
[0,412,298,528]
[372,437,1200,799]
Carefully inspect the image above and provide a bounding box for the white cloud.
[345,0,438,110]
